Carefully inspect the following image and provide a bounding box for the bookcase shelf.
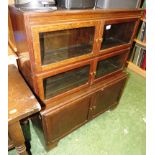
[134,39,146,48]
[128,0,146,77]
[127,61,146,78]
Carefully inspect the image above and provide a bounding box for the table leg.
[9,121,28,155]
[21,119,32,155]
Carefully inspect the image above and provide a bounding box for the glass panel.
[101,21,136,49]
[95,52,127,79]
[39,27,95,65]
[44,65,90,99]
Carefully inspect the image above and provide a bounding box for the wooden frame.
[31,17,140,73]
[9,6,144,149]
[42,96,91,143]
[35,59,94,102]
[93,48,130,84]
[31,20,101,73]
[9,6,144,103]
[35,48,129,102]
[89,77,127,118]
[39,73,128,148]
[98,17,140,54]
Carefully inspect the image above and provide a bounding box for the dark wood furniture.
[8,65,41,155]
[9,6,143,150]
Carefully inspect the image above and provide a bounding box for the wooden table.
[8,65,41,155]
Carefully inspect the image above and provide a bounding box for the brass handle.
[90,107,93,111]
[95,38,103,43]
[90,72,96,76]
[95,38,99,42]
[99,38,103,42]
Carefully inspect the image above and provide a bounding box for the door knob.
[99,38,103,42]
[90,107,93,111]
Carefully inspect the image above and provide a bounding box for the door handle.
[89,107,93,111]
[99,38,103,42]
[90,106,96,111]
[94,71,96,76]
[92,106,96,110]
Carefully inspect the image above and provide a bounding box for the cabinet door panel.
[36,59,93,102]
[43,97,91,142]
[101,19,137,50]
[39,27,95,65]
[43,65,90,99]
[92,78,127,117]
[31,20,100,72]
[95,50,129,80]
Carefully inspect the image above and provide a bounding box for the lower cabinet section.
[42,97,91,143]
[90,78,127,118]
[32,73,128,149]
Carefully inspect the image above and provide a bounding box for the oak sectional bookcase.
[9,6,143,149]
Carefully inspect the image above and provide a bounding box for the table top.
[8,65,41,125]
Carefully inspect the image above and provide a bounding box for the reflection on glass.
[95,52,127,79]
[101,21,136,49]
[39,27,95,65]
[44,65,90,99]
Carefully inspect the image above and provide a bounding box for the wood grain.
[8,65,41,124]
[9,7,143,149]
[9,6,143,102]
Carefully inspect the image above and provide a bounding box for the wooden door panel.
[92,77,127,117]
[42,97,91,142]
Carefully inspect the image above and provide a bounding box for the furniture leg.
[46,141,58,151]
[21,119,32,155]
[9,121,28,155]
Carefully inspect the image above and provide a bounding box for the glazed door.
[90,77,127,118]
[42,96,91,143]
[93,50,129,83]
[36,59,93,102]
[98,18,139,53]
[31,20,100,72]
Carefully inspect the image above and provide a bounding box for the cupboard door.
[95,50,129,80]
[42,97,91,142]
[91,77,127,117]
